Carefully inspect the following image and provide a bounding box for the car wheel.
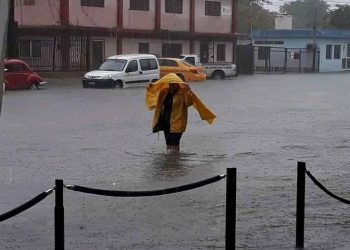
[176,74,185,81]
[116,80,123,88]
[212,71,225,80]
[111,81,117,89]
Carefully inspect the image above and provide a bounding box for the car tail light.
[190,69,198,74]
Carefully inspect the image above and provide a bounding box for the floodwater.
[0,74,349,249]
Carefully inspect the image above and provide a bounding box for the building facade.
[15,0,238,71]
[252,29,350,73]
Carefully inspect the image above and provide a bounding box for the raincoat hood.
[146,73,216,124]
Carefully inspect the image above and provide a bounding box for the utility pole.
[7,0,17,58]
[312,0,318,72]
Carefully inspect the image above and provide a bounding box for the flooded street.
[0,74,349,249]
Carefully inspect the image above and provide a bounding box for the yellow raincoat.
[146,73,216,133]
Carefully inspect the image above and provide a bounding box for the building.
[14,0,238,71]
[252,29,350,73]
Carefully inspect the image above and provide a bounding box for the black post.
[226,168,236,250]
[284,48,287,73]
[55,179,64,250]
[296,162,306,249]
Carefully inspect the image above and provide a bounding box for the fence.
[254,47,320,73]
[1,163,349,249]
[18,36,89,72]
[0,169,235,250]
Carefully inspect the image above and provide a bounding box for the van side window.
[126,60,138,72]
[140,59,158,71]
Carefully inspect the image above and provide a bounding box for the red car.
[4,59,47,90]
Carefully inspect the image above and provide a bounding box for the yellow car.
[158,58,206,82]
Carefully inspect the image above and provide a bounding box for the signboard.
[0,0,9,115]
[221,6,232,16]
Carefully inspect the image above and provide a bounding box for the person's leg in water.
[164,131,182,153]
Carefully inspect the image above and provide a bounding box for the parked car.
[4,59,47,90]
[157,58,206,82]
[82,54,160,88]
[179,54,237,79]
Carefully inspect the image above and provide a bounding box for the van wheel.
[111,81,117,89]
[116,80,123,88]
[212,71,225,79]
[176,74,185,81]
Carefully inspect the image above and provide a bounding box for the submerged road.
[0,74,349,249]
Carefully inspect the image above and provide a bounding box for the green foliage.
[279,0,329,28]
[329,5,350,29]
[238,0,276,33]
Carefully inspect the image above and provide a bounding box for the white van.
[82,54,160,88]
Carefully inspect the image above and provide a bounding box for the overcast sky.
[263,0,350,12]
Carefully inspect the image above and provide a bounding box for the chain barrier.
[0,188,54,223]
[306,170,350,205]
[65,174,226,197]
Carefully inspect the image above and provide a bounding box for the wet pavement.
[0,74,349,249]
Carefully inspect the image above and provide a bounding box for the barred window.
[205,1,221,16]
[138,43,149,54]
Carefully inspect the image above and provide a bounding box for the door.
[200,43,209,63]
[342,44,350,70]
[124,60,142,86]
[91,40,104,70]
[237,45,254,74]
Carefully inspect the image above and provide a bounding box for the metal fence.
[18,36,89,72]
[254,47,320,73]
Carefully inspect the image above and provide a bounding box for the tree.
[329,5,350,29]
[238,0,276,34]
[279,0,329,29]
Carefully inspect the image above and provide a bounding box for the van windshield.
[179,55,185,59]
[98,59,127,71]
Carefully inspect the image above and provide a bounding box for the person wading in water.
[146,73,216,154]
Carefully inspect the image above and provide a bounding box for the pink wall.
[15,1,60,26]
[69,0,117,27]
[123,0,156,30]
[161,0,190,31]
[195,0,232,33]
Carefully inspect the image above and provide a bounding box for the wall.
[123,0,156,30]
[15,1,60,26]
[195,0,232,33]
[69,0,117,27]
[160,0,190,31]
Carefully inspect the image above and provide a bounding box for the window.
[217,44,226,61]
[326,45,332,60]
[185,57,195,65]
[162,43,182,58]
[258,47,270,60]
[31,41,42,57]
[255,40,284,45]
[81,0,104,7]
[138,43,149,54]
[158,59,178,67]
[126,60,139,72]
[19,40,30,57]
[165,0,183,14]
[7,63,27,72]
[130,0,149,11]
[99,59,127,71]
[205,1,221,16]
[334,45,341,59]
[140,59,158,71]
[347,44,350,57]
[293,52,301,60]
[342,58,346,69]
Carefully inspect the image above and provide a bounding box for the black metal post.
[226,168,236,250]
[296,162,306,249]
[55,179,64,250]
